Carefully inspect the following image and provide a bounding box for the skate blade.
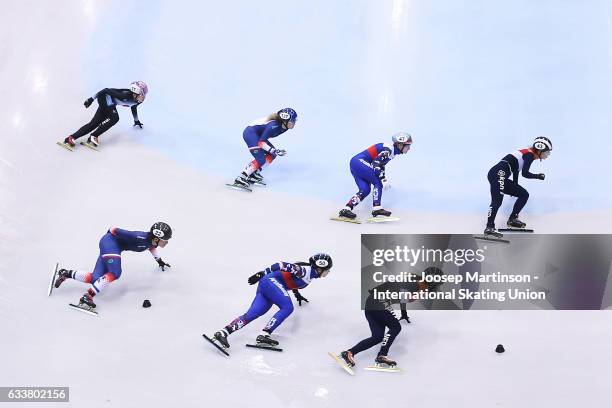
[246,343,283,352]
[202,334,230,357]
[364,365,401,373]
[499,228,533,233]
[56,141,74,151]
[80,141,99,151]
[473,235,510,244]
[330,216,362,224]
[365,216,400,223]
[328,352,355,375]
[47,262,59,297]
[225,183,252,192]
[249,181,266,187]
[68,303,98,316]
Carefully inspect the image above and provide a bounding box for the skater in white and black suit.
[484,136,552,238]
[337,267,443,369]
[59,81,148,149]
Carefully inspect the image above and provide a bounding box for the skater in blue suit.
[232,108,298,188]
[210,253,332,350]
[338,132,412,219]
[52,222,172,309]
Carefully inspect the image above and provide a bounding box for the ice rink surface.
[1,1,612,407]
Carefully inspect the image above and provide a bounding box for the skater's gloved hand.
[133,120,144,128]
[382,178,391,191]
[275,149,287,157]
[399,310,411,324]
[292,289,309,306]
[248,271,265,285]
[84,97,94,108]
[156,258,171,271]
[537,173,545,180]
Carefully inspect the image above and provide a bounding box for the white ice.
[1,1,612,407]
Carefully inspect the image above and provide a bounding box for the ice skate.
[366,207,400,223]
[80,135,99,151]
[68,293,98,316]
[328,351,355,375]
[78,293,96,309]
[371,207,392,217]
[246,333,283,352]
[248,170,266,186]
[375,355,396,367]
[341,350,355,367]
[56,136,76,151]
[506,216,526,229]
[256,333,279,347]
[474,227,509,244]
[484,226,503,238]
[203,331,230,356]
[226,172,253,192]
[500,217,533,233]
[214,330,230,349]
[339,208,357,220]
[53,269,73,289]
[365,355,401,372]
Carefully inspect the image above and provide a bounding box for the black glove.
[248,271,265,285]
[134,120,143,128]
[399,309,411,324]
[293,289,309,306]
[84,97,94,108]
[537,173,545,180]
[156,258,171,271]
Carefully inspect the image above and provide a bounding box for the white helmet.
[129,81,148,99]
[533,136,552,152]
[392,132,412,153]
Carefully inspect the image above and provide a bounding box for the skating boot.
[507,216,526,229]
[340,350,355,367]
[372,207,392,217]
[79,292,96,309]
[58,136,76,151]
[248,170,264,185]
[87,135,99,148]
[233,172,251,188]
[484,226,503,238]
[256,333,279,347]
[375,355,397,368]
[213,330,230,349]
[54,269,73,289]
[64,136,76,147]
[339,208,357,220]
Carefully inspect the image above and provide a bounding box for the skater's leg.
[486,165,506,228]
[223,283,273,334]
[262,280,294,334]
[378,310,402,357]
[348,310,385,356]
[90,107,119,137]
[345,158,373,210]
[83,234,122,300]
[69,103,109,140]
[505,183,529,219]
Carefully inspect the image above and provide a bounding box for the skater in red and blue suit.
[232,108,298,188]
[210,253,332,350]
[338,132,412,220]
[53,222,172,309]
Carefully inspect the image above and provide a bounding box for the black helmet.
[532,136,552,152]
[309,253,332,276]
[150,222,172,240]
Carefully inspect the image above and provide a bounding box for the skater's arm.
[257,123,283,152]
[372,148,392,174]
[521,154,539,179]
[131,104,140,121]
